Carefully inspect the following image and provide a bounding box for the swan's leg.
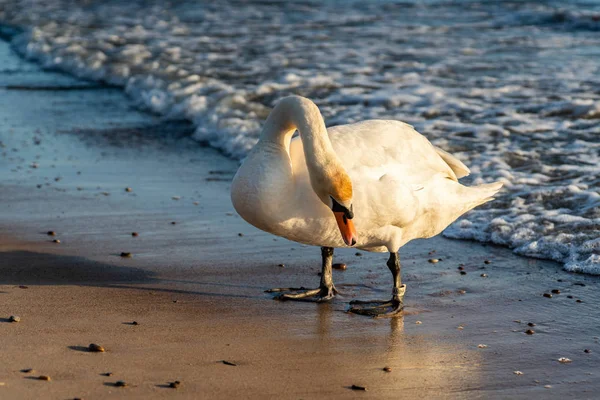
[347,252,406,318]
[265,247,338,302]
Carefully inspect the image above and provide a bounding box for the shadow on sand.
[0,250,263,300]
[0,250,157,285]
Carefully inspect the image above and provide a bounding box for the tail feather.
[420,179,503,239]
[464,181,503,208]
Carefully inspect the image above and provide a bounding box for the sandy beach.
[1,37,600,400]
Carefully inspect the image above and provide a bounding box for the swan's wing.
[287,119,477,236]
[327,120,460,183]
[434,147,470,179]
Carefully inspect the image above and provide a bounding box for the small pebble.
[120,252,132,258]
[513,371,523,375]
[38,375,51,381]
[567,295,573,299]
[558,357,572,363]
[526,329,535,335]
[125,187,132,192]
[415,320,422,325]
[169,381,181,389]
[222,360,237,366]
[551,289,560,294]
[584,349,591,353]
[171,221,177,225]
[47,231,56,236]
[351,385,367,391]
[428,258,439,263]
[528,322,536,327]
[460,271,467,275]
[102,372,113,377]
[477,344,488,348]
[171,196,181,200]
[21,368,33,373]
[332,263,347,270]
[484,260,491,264]
[9,315,20,323]
[131,321,139,325]
[52,239,61,244]
[131,232,138,237]
[237,233,243,236]
[458,266,464,270]
[543,293,552,298]
[115,381,127,387]
[576,299,583,303]
[278,264,285,268]
[355,252,362,256]
[88,343,105,352]
[480,273,488,277]
[457,289,466,294]
[383,367,392,372]
[19,285,28,289]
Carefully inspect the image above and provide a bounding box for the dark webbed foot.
[348,252,406,318]
[347,284,406,318]
[267,246,338,303]
[265,285,339,302]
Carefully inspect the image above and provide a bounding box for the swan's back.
[290,119,464,185]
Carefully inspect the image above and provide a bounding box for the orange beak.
[334,212,357,247]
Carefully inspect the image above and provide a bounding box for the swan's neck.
[232,96,348,234]
[260,96,342,193]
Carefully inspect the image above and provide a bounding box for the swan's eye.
[331,197,354,219]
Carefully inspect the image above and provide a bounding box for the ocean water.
[0,0,598,273]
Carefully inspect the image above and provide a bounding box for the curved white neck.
[231,96,349,235]
[260,96,341,187]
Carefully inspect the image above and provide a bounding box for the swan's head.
[319,171,357,247]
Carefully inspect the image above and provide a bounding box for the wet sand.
[1,39,600,399]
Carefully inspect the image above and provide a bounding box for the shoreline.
[1,37,600,399]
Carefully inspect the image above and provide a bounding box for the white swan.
[231,96,502,317]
